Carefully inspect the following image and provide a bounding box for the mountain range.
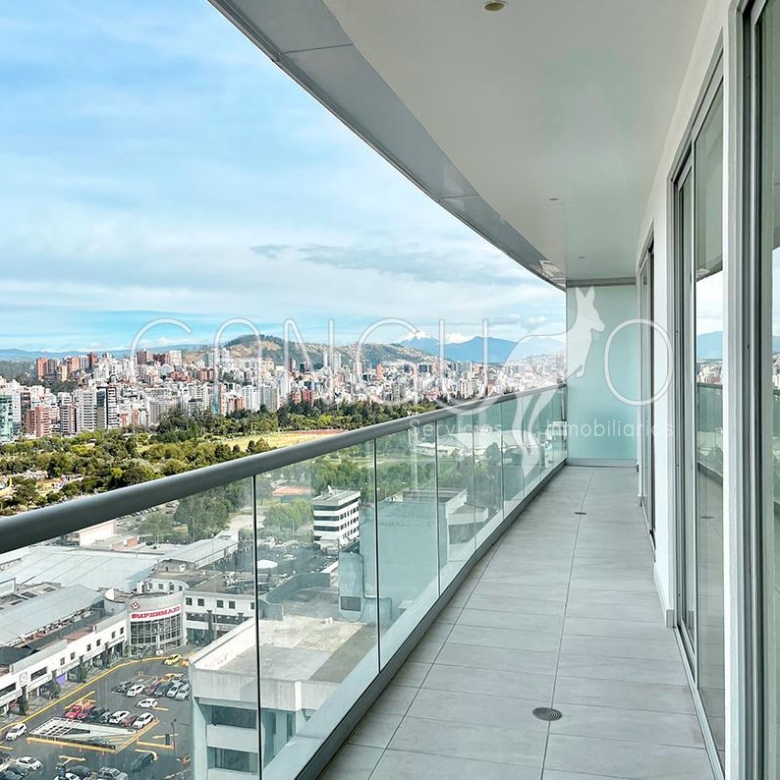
[6,330,773,366]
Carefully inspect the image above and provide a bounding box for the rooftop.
[0,546,159,591]
[0,584,102,646]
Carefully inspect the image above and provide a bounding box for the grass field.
[219,429,340,451]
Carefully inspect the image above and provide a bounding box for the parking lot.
[0,656,192,779]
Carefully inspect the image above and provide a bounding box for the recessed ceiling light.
[484,1,507,11]
[578,255,586,260]
[549,197,559,202]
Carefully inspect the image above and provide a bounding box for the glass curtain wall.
[674,78,725,767]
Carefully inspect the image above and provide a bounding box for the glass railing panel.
[252,443,379,776]
[521,391,549,493]
[374,427,439,667]
[551,386,568,466]
[474,400,505,546]
[501,396,527,515]
[436,411,477,589]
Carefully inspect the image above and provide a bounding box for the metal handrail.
[0,385,563,555]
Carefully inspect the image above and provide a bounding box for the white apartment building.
[311,488,360,550]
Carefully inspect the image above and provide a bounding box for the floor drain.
[574,511,587,516]
[532,707,563,722]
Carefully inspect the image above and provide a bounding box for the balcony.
[323,465,715,780]
[0,386,585,779]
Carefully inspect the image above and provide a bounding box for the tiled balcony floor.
[321,466,715,780]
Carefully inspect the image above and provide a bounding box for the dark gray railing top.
[0,386,562,556]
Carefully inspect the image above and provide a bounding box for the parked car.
[15,757,42,772]
[97,769,128,780]
[119,713,136,728]
[113,682,132,694]
[5,723,27,741]
[125,684,144,698]
[132,713,153,730]
[137,698,157,709]
[88,708,109,723]
[69,768,93,779]
[153,682,171,697]
[141,682,158,696]
[64,705,82,720]
[107,710,130,725]
[166,682,182,698]
[98,710,112,724]
[2,771,25,780]
[50,774,76,780]
[175,684,190,701]
[163,654,182,666]
[76,704,96,721]
[129,754,154,774]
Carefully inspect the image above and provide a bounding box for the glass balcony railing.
[0,385,566,780]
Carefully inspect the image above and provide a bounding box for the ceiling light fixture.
[549,197,559,202]
[484,1,507,11]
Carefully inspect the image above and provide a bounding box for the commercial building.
[0,581,126,714]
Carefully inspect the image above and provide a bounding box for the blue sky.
[0,0,564,352]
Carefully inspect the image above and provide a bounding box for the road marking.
[150,732,179,740]
[59,755,86,763]
[0,745,12,752]
[137,740,173,751]
[154,706,170,711]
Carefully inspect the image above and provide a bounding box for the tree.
[175,491,231,541]
[139,512,174,544]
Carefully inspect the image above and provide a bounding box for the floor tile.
[545,734,714,779]
[553,676,696,715]
[320,744,382,780]
[448,623,561,653]
[557,653,688,686]
[458,607,563,634]
[389,715,547,768]
[407,687,548,732]
[347,711,402,749]
[436,641,559,676]
[549,702,705,748]
[424,661,554,702]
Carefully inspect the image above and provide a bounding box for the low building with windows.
[0,580,126,715]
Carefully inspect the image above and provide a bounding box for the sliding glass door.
[674,74,725,769]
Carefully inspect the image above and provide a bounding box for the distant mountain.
[201,334,434,367]
[0,348,73,361]
[0,344,207,362]
[0,332,564,369]
[398,336,563,364]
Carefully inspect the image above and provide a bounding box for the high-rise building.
[0,396,13,443]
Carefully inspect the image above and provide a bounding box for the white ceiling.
[322,0,707,280]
